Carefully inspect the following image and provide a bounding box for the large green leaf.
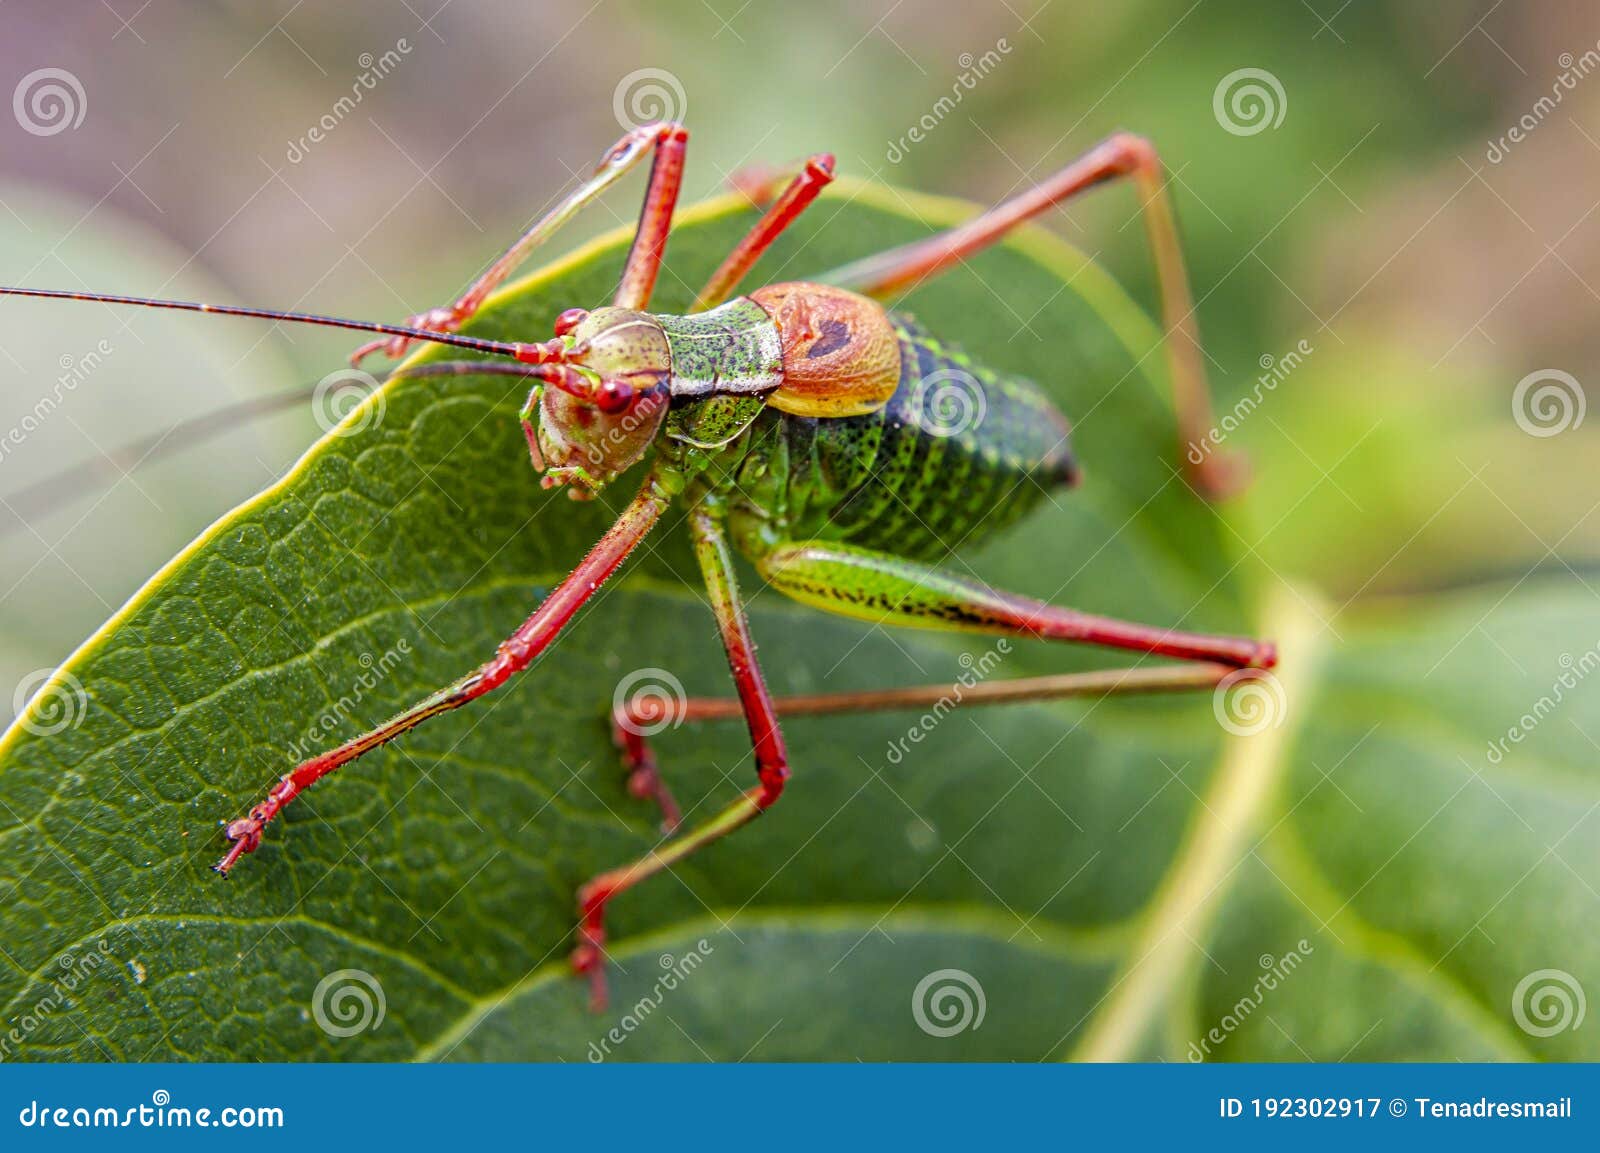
[0,181,1585,1063]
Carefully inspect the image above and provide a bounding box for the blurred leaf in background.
[0,189,307,698]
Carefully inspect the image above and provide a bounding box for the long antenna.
[0,286,542,361]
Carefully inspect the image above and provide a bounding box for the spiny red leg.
[692,153,835,311]
[214,477,672,875]
[822,133,1239,499]
[573,506,787,1011]
[351,122,688,364]
[613,125,689,310]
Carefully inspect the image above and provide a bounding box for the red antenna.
[0,285,547,361]
[0,282,643,427]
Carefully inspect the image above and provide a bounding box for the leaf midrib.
[1066,585,1324,1060]
[1065,585,1542,1062]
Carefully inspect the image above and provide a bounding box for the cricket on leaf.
[0,122,1276,1009]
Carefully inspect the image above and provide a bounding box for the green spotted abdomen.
[749,314,1078,562]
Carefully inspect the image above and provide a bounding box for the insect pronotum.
[1,122,1275,1009]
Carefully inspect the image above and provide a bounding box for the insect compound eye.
[594,379,635,414]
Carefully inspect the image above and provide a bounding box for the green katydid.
[0,122,1274,1009]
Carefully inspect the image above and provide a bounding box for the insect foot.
[214,811,266,876]
[213,776,300,876]
[572,879,614,1012]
